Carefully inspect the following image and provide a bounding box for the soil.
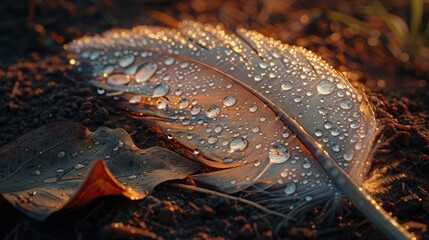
[0,0,429,239]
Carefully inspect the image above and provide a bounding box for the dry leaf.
[0,122,201,220]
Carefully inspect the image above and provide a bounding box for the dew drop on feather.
[135,63,158,83]
[316,80,336,95]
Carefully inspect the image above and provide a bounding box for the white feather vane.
[65,21,415,240]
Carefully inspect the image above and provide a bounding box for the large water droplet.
[316,80,336,95]
[107,74,131,86]
[330,128,340,136]
[214,125,223,133]
[223,157,233,164]
[340,99,354,110]
[190,105,202,115]
[293,96,303,103]
[229,137,248,152]
[324,121,333,129]
[269,144,290,163]
[135,63,158,83]
[152,84,169,97]
[284,183,296,195]
[223,96,237,107]
[303,162,312,169]
[179,98,190,109]
[315,129,323,137]
[350,120,360,129]
[249,105,258,113]
[317,107,328,116]
[118,55,135,68]
[332,143,340,152]
[164,57,175,66]
[343,151,354,161]
[207,136,218,144]
[205,105,220,118]
[281,81,293,91]
[156,97,170,109]
[259,62,269,69]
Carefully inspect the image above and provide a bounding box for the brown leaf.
[0,122,201,221]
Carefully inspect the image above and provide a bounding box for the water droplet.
[223,157,233,163]
[315,129,323,137]
[164,57,175,66]
[214,125,223,133]
[182,118,191,125]
[283,132,290,138]
[324,121,333,129]
[251,126,260,133]
[118,55,135,68]
[174,89,183,96]
[340,99,354,110]
[128,175,137,180]
[318,107,328,116]
[57,151,66,158]
[350,120,360,129]
[57,168,64,173]
[293,96,303,103]
[229,137,248,152]
[332,143,340,152]
[74,163,85,170]
[32,170,41,176]
[331,128,340,136]
[223,96,237,107]
[191,105,202,115]
[284,183,296,195]
[230,179,237,184]
[269,144,290,163]
[303,162,312,169]
[281,81,293,91]
[249,105,258,112]
[205,105,220,118]
[97,88,105,95]
[153,84,169,97]
[343,151,354,161]
[135,63,158,83]
[180,62,189,68]
[107,74,131,86]
[179,99,190,109]
[317,80,336,95]
[42,176,58,183]
[305,195,313,201]
[254,160,261,167]
[207,136,218,144]
[193,149,200,155]
[259,62,269,69]
[156,97,170,109]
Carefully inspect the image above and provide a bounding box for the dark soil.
[1,0,429,239]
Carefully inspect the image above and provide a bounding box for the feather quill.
[65,21,415,239]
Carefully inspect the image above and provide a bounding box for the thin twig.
[170,183,294,220]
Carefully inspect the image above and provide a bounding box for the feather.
[65,21,415,239]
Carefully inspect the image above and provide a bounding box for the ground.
[0,0,429,239]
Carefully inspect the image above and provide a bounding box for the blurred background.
[1,0,429,93]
